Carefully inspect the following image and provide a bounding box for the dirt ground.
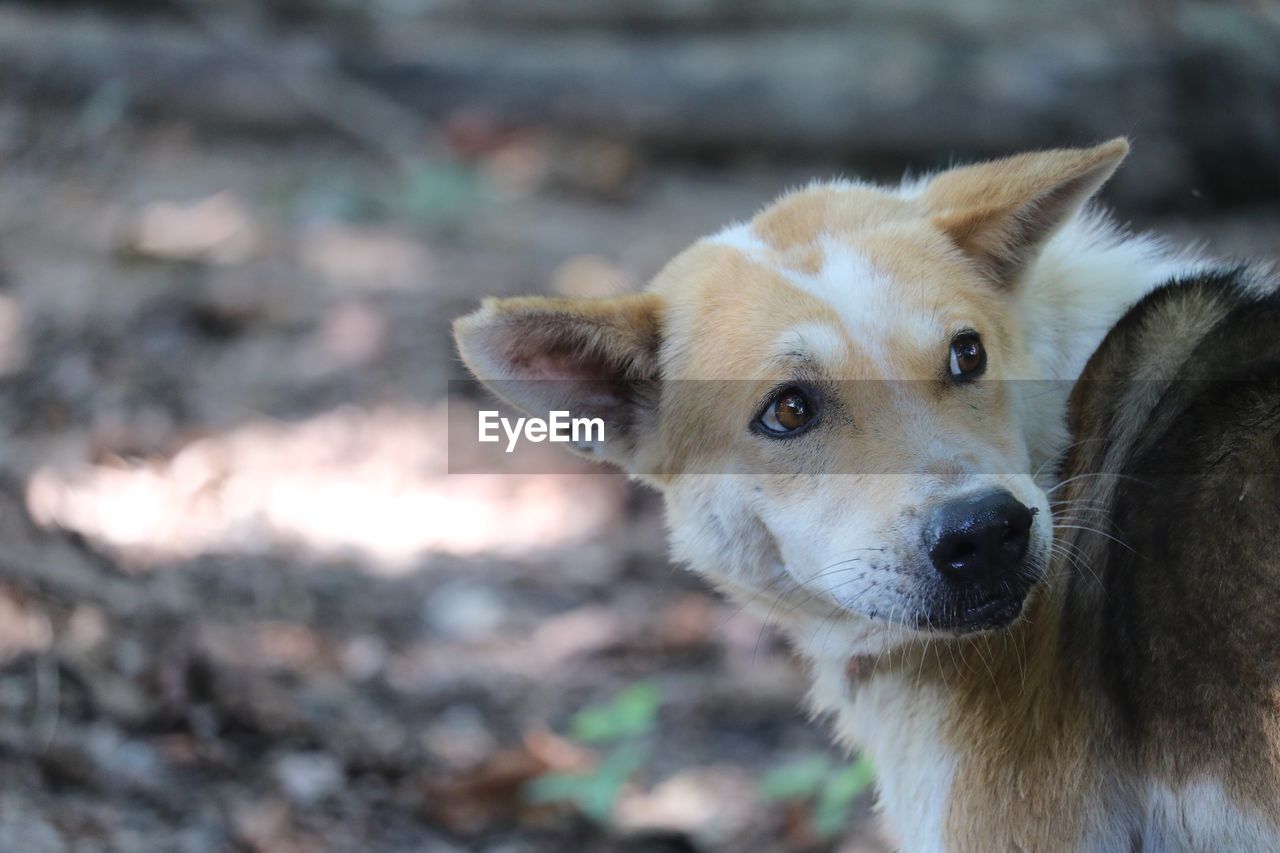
[1,5,1279,852]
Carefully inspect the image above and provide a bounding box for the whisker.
[1053,523,1138,555]
[1046,470,1153,495]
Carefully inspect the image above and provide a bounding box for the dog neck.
[812,561,1131,849]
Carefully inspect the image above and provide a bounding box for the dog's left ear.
[452,293,662,468]
[927,138,1129,286]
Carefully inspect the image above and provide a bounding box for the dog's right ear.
[927,138,1130,287]
[452,293,663,468]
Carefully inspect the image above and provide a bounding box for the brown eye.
[757,386,817,436]
[949,332,986,380]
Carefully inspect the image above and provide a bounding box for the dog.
[453,141,1276,847]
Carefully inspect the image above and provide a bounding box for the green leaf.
[568,682,662,743]
[758,755,831,801]
[524,743,648,823]
[526,771,591,803]
[525,683,663,822]
[401,161,483,224]
[580,742,647,821]
[812,756,876,839]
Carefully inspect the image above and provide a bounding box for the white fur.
[708,219,770,259]
[771,320,848,366]
[808,656,955,853]
[1142,778,1279,851]
[780,238,903,372]
[710,225,940,374]
[1022,208,1209,385]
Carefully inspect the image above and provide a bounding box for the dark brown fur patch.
[1080,272,1280,817]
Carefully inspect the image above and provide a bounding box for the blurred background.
[0,1,1277,850]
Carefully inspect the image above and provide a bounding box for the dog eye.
[757,386,817,436]
[949,332,986,380]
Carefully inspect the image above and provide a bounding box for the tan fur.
[927,139,1131,283]
[752,186,917,250]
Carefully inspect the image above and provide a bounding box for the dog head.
[455,141,1127,658]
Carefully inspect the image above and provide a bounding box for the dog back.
[1059,267,1280,846]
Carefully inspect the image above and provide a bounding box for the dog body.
[453,143,1278,848]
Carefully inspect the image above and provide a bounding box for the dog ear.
[452,293,662,468]
[927,138,1129,286]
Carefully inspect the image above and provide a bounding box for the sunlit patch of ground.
[27,404,624,571]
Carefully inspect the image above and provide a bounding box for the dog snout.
[926,490,1035,584]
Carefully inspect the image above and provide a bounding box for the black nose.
[927,490,1035,583]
